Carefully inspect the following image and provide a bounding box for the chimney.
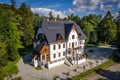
[47,18,49,21]
[55,18,57,22]
[69,20,71,22]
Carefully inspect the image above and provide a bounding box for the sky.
[0,0,120,18]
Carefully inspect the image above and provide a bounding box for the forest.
[0,0,120,79]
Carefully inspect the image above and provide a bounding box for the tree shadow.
[18,46,33,66]
[95,68,120,80]
[86,47,119,61]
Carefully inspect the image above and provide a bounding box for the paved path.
[14,46,118,80]
[83,62,120,80]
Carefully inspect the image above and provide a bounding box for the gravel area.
[13,46,118,80]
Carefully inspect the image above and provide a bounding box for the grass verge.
[35,66,42,70]
[0,55,21,80]
[71,60,115,80]
[13,76,22,80]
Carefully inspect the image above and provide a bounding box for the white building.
[32,20,86,68]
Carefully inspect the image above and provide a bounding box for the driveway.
[15,46,118,80]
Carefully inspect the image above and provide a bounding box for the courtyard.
[13,45,119,80]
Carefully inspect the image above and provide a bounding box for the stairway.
[65,57,73,66]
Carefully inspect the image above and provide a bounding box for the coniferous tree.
[49,11,54,20]
[114,11,120,48]
[97,10,117,44]
[18,3,34,46]
[57,14,60,20]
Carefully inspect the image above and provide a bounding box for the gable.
[40,44,49,55]
[39,21,86,44]
[56,33,63,43]
[66,24,79,40]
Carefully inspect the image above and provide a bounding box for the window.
[63,43,65,48]
[53,45,55,50]
[53,54,56,58]
[58,59,61,61]
[80,40,81,45]
[58,44,61,49]
[42,55,45,60]
[58,52,61,57]
[69,43,71,48]
[62,58,65,60]
[63,51,65,56]
[72,35,74,39]
[54,60,57,62]
[75,42,77,46]
[46,54,50,61]
[80,46,82,49]
[44,49,47,53]
[46,54,49,58]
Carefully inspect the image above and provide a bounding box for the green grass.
[71,60,115,80]
[85,44,96,47]
[35,66,42,70]
[0,56,21,80]
[97,42,109,46]
[2,62,18,75]
[13,76,22,80]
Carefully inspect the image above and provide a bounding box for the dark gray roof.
[64,23,73,40]
[75,23,86,40]
[34,41,47,53]
[39,21,86,44]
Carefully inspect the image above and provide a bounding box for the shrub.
[88,49,94,53]
[13,76,22,80]
[0,58,8,67]
[109,53,120,62]
[35,66,42,70]
[8,53,18,61]
[85,53,88,58]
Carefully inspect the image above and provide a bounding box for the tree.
[80,14,101,44]
[10,0,16,7]
[0,7,21,61]
[18,3,34,46]
[97,11,117,44]
[63,17,68,21]
[104,10,113,19]
[89,31,97,44]
[81,21,94,43]
[49,11,54,20]
[0,35,6,58]
[57,14,60,20]
[114,11,120,48]
[10,0,17,12]
[68,13,74,20]
[68,14,80,25]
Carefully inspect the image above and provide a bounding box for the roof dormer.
[56,33,63,43]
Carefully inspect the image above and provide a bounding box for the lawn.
[71,60,115,80]
[0,56,20,80]
[35,66,42,70]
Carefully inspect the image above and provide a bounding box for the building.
[32,20,86,69]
